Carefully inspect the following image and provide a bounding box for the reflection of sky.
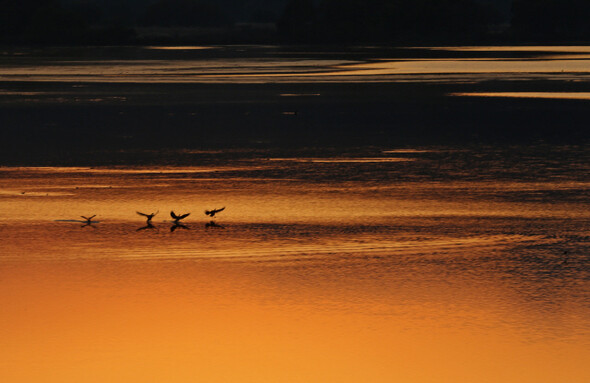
[3,45,590,83]
[424,46,590,53]
[328,59,590,76]
[1,146,589,382]
[451,92,590,100]
[144,46,216,50]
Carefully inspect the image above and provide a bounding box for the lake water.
[3,45,590,155]
[1,44,590,381]
[1,145,589,382]
[4,45,590,84]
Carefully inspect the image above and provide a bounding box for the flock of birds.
[80,207,225,231]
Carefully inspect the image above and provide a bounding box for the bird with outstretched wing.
[205,207,225,217]
[170,211,190,222]
[137,210,159,222]
[81,215,96,222]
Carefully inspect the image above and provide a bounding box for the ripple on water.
[0,220,554,262]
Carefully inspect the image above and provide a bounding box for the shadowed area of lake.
[1,45,590,161]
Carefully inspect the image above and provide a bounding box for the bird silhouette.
[137,210,159,223]
[170,211,190,223]
[81,215,96,224]
[205,207,225,217]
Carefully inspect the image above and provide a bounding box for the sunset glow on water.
[3,45,590,84]
[1,43,590,382]
[451,92,590,100]
[1,146,589,382]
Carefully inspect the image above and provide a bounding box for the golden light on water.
[268,157,414,163]
[425,46,590,53]
[329,59,590,76]
[1,234,588,382]
[144,46,216,50]
[450,92,590,100]
[1,147,589,382]
[2,42,590,382]
[2,259,587,383]
[3,46,590,84]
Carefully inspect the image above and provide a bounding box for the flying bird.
[137,210,159,222]
[170,211,190,223]
[81,215,96,224]
[205,207,225,217]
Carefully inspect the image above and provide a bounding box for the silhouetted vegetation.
[511,0,590,41]
[278,0,499,44]
[140,0,229,27]
[0,0,135,45]
[277,0,316,43]
[1,0,81,44]
[2,0,590,45]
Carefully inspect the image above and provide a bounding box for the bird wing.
[171,211,179,219]
[89,215,96,220]
[81,216,88,220]
[137,211,149,217]
[216,207,225,213]
[178,213,190,220]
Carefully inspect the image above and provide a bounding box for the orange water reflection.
[268,157,414,163]
[1,151,589,382]
[3,45,590,84]
[425,46,590,53]
[451,92,590,100]
[145,46,216,50]
[330,59,590,76]
[1,244,588,382]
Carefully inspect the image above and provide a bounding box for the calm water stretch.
[1,46,590,382]
[1,146,589,382]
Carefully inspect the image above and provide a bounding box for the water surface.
[3,45,590,83]
[1,146,589,382]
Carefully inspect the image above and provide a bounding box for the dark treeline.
[278,0,499,44]
[278,0,590,43]
[140,0,230,27]
[1,0,590,45]
[0,0,136,44]
[511,0,590,41]
[0,0,284,44]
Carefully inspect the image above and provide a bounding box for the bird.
[205,207,225,217]
[137,210,159,223]
[170,211,190,223]
[81,215,96,224]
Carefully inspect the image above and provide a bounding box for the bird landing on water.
[205,207,225,217]
[171,211,190,223]
[137,210,159,223]
[81,215,96,224]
